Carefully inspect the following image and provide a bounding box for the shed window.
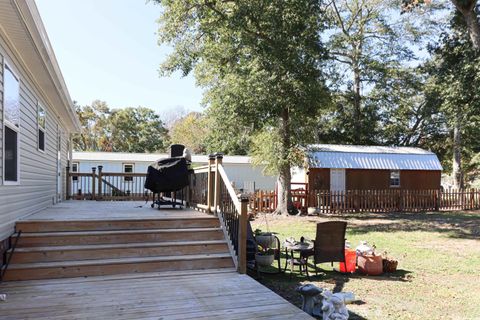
[71,162,79,181]
[123,164,134,181]
[390,170,400,187]
[3,63,20,183]
[38,104,46,151]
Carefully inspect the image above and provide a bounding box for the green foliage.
[423,11,480,180]
[170,112,208,154]
[250,129,305,176]
[73,101,169,153]
[155,0,330,212]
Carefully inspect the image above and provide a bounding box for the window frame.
[71,162,79,181]
[37,102,46,153]
[389,170,401,188]
[3,61,21,185]
[123,163,134,182]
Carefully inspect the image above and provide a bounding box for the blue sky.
[35,0,203,114]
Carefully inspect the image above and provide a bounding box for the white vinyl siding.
[0,40,71,241]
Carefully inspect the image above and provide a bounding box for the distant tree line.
[75,0,480,214]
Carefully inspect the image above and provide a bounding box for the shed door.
[330,169,345,192]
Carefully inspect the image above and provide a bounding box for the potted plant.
[254,229,275,248]
[255,248,275,267]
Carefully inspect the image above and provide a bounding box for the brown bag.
[357,254,383,275]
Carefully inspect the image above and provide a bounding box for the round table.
[283,241,313,276]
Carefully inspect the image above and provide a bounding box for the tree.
[402,0,480,50]
[322,0,418,144]
[73,102,169,153]
[155,0,330,214]
[424,12,480,187]
[108,107,170,153]
[170,112,208,154]
[73,100,110,151]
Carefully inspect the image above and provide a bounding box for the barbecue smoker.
[144,144,191,209]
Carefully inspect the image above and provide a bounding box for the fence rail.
[248,188,480,214]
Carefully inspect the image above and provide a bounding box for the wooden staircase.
[2,217,234,281]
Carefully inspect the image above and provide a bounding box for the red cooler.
[339,249,356,273]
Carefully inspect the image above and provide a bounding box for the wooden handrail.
[217,164,241,213]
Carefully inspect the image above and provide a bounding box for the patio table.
[283,240,313,276]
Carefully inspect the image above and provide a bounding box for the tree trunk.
[276,164,294,215]
[452,0,480,51]
[274,107,294,215]
[452,113,464,189]
[353,65,362,144]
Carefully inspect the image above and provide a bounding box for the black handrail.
[1,230,22,281]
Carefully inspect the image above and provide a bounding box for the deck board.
[21,200,208,221]
[0,271,312,319]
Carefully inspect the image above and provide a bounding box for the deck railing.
[188,154,248,274]
[66,166,151,201]
[66,155,248,273]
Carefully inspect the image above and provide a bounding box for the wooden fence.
[248,188,480,214]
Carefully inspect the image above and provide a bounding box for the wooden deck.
[0,269,313,319]
[1,200,312,319]
[21,200,204,221]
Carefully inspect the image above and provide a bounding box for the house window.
[123,164,134,181]
[390,170,400,187]
[71,162,79,181]
[3,63,20,183]
[38,104,46,152]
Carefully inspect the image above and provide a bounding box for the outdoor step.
[16,217,220,233]
[12,228,225,247]
[1,253,234,281]
[7,240,230,263]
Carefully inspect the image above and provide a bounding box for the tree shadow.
[314,211,480,239]
[250,263,407,320]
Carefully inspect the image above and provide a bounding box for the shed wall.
[0,38,71,241]
[307,168,442,192]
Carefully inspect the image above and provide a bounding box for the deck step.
[2,253,234,281]
[13,227,224,247]
[7,240,230,263]
[16,217,220,232]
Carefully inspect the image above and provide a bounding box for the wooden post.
[397,189,403,212]
[207,154,215,213]
[91,167,96,200]
[97,166,103,200]
[214,153,223,215]
[434,189,440,211]
[238,194,248,274]
[66,165,71,200]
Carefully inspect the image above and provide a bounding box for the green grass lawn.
[250,210,480,320]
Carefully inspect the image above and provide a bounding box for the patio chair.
[305,221,348,276]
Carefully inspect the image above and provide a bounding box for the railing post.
[238,194,248,274]
[97,166,103,200]
[66,165,71,200]
[214,153,223,215]
[91,167,96,200]
[207,154,215,213]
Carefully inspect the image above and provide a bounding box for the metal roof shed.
[303,144,442,192]
[307,145,443,171]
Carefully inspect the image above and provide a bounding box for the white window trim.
[2,61,21,185]
[390,170,401,188]
[71,162,79,173]
[37,102,46,153]
[123,163,134,182]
